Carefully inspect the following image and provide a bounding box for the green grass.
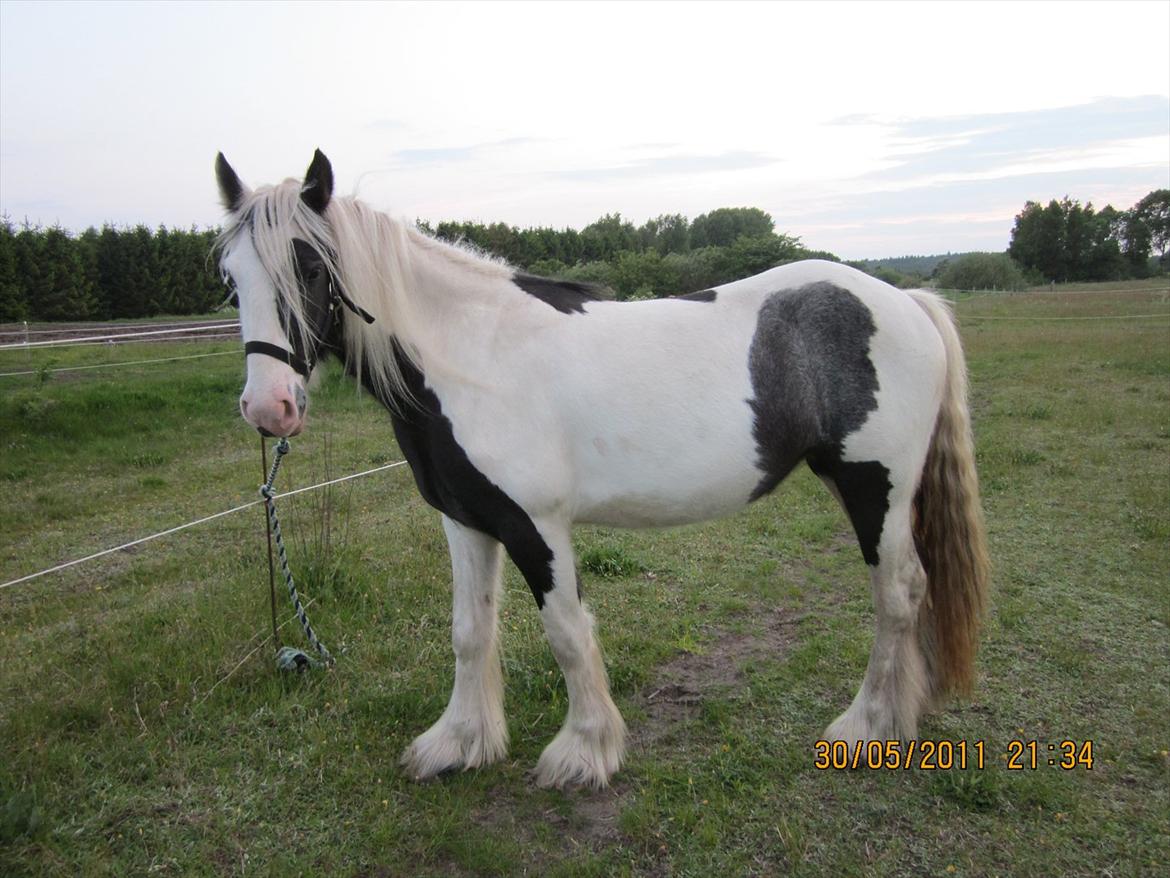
[2,284,1168,876]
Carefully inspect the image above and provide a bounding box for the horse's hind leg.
[521,522,626,789]
[816,463,930,744]
[401,516,508,779]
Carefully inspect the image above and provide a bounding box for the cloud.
[776,164,1168,258]
[391,145,479,165]
[782,165,1165,225]
[783,96,1170,256]
[625,141,679,151]
[556,150,779,182]
[843,96,1169,182]
[388,136,540,166]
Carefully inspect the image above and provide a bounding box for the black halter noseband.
[244,339,316,380]
[243,276,375,379]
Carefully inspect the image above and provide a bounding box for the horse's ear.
[215,153,248,213]
[301,149,333,214]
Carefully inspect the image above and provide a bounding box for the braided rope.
[260,438,335,667]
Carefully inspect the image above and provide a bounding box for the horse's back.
[551,261,944,527]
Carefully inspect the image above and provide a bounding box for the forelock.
[216,179,340,352]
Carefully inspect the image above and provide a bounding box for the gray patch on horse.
[674,289,717,302]
[745,281,890,564]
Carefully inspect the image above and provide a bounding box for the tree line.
[1007,190,1168,283]
[0,221,225,323]
[856,190,1168,292]
[424,206,837,300]
[3,190,1166,323]
[0,207,835,322]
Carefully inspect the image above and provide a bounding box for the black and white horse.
[215,151,988,789]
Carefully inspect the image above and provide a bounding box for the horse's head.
[214,150,372,437]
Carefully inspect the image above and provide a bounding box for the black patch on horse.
[675,289,717,302]
[513,273,603,315]
[354,344,558,607]
[745,281,890,565]
[808,459,891,567]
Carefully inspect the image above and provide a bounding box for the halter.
[243,275,375,379]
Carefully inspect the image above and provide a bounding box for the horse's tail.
[907,290,990,698]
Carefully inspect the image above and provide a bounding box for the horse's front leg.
[522,523,627,789]
[401,516,508,779]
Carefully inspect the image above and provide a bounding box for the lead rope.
[260,437,335,671]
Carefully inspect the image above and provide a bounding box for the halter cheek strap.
[241,279,375,379]
[244,340,312,379]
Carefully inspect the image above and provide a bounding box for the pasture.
[2,281,1168,876]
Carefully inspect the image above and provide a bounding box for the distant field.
[1,282,1167,876]
[1026,277,1170,294]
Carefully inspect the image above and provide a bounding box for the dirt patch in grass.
[469,776,629,873]
[634,606,801,751]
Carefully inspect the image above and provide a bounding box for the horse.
[214,149,989,790]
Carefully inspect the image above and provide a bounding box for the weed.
[15,394,57,423]
[580,543,645,578]
[1007,448,1045,466]
[130,452,166,468]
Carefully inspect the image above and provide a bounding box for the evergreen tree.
[0,219,26,321]
[28,226,97,320]
[119,225,160,317]
[93,225,127,317]
[76,227,106,318]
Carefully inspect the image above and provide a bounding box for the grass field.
[2,280,1168,876]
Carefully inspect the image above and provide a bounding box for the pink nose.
[240,390,303,437]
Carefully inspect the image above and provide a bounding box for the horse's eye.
[306,266,323,281]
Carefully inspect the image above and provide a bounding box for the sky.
[1,0,1167,260]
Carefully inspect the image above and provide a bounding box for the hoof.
[401,714,508,781]
[534,713,626,790]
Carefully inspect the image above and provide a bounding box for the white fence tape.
[0,349,241,378]
[0,322,240,350]
[960,312,1170,322]
[0,459,409,591]
[0,318,239,339]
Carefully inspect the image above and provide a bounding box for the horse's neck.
[386,231,513,379]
